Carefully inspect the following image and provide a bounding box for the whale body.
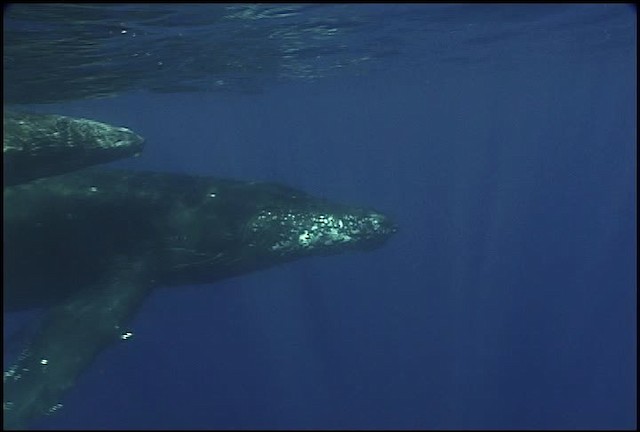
[3,169,396,429]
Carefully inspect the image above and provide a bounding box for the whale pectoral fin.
[3,262,153,430]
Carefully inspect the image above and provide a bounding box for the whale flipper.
[3,260,153,430]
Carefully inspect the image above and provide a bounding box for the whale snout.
[247,206,397,257]
[350,211,398,250]
[366,211,398,235]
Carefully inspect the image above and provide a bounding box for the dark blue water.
[4,4,636,429]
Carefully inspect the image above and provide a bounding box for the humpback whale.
[3,169,397,429]
[3,111,144,186]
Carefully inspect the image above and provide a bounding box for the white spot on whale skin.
[4,365,19,381]
[298,230,313,247]
[46,403,64,414]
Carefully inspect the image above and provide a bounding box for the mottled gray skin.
[3,111,144,186]
[3,169,396,429]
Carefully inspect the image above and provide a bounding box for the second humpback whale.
[3,111,144,186]
[3,169,397,429]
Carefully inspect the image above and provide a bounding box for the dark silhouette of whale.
[3,169,397,429]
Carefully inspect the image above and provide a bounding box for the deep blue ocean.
[3,4,636,430]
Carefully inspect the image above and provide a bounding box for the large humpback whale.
[3,169,397,429]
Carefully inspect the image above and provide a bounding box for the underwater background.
[3,4,636,429]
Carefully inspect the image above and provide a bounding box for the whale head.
[245,206,397,258]
[160,180,398,283]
